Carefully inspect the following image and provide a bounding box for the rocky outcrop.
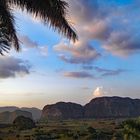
[13,116,35,130]
[41,102,84,120]
[0,110,32,123]
[84,97,140,118]
[41,97,140,120]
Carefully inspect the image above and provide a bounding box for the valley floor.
[0,119,125,140]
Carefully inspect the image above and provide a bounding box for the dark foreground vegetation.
[0,117,140,140]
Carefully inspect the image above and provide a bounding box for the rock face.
[41,97,140,120]
[84,97,140,118]
[41,102,84,120]
[0,110,32,123]
[13,116,35,130]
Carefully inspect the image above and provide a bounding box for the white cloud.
[93,87,104,97]
[54,0,140,61]
[18,34,48,56]
[103,31,140,56]
[39,46,48,57]
[54,41,101,64]
[18,34,38,48]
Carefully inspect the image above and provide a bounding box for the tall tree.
[0,0,77,54]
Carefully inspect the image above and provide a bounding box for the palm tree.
[0,0,77,54]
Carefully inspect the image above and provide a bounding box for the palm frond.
[0,0,19,54]
[0,30,10,55]
[8,0,78,42]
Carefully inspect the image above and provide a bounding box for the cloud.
[39,46,48,56]
[101,69,125,77]
[62,67,125,79]
[63,71,94,79]
[19,34,48,56]
[17,0,140,58]
[93,87,104,97]
[53,0,140,61]
[66,0,112,42]
[94,66,111,73]
[66,0,107,24]
[82,65,94,70]
[0,56,31,79]
[94,66,126,77]
[54,41,101,64]
[92,86,113,98]
[53,2,108,62]
[18,35,38,48]
[103,31,140,56]
[79,20,112,42]
[82,66,126,77]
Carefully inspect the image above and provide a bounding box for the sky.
[0,0,140,109]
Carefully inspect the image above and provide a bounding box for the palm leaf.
[0,0,19,54]
[8,0,78,41]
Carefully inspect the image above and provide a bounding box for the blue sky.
[0,0,140,109]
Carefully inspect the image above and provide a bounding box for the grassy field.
[0,119,124,140]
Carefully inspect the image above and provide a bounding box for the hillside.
[0,106,19,113]
[41,96,140,120]
[0,110,32,123]
[21,107,41,120]
[42,102,84,120]
[0,107,41,120]
[84,96,140,118]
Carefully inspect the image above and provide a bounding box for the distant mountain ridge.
[1,96,140,121]
[20,107,42,120]
[0,107,41,120]
[41,96,140,120]
[0,106,19,113]
[0,110,32,123]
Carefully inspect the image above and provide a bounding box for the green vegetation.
[122,118,140,140]
[0,118,140,140]
[13,116,35,130]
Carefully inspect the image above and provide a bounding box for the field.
[0,119,125,140]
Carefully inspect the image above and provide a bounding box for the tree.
[0,0,77,54]
[122,119,140,140]
[13,116,35,130]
